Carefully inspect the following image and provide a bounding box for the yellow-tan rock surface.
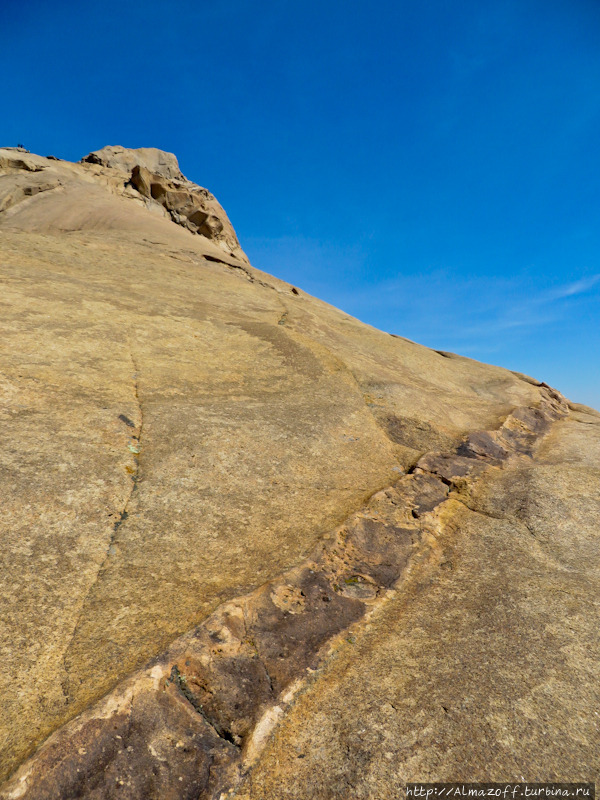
[0,146,598,797]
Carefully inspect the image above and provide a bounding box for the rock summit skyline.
[0,145,598,798]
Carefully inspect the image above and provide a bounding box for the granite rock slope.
[0,146,598,797]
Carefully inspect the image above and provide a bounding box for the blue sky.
[2,0,599,408]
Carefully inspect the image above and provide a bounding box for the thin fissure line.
[169,665,239,748]
[61,348,143,700]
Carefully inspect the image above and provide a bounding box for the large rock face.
[0,146,598,797]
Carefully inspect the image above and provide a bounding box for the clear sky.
[2,0,599,408]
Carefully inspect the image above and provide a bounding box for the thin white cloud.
[545,274,600,300]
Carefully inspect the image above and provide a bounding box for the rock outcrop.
[80,146,245,254]
[0,145,246,261]
[0,146,598,797]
